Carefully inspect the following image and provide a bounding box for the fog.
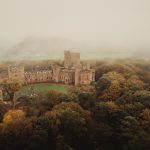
[0,0,150,59]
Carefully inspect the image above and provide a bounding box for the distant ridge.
[2,37,80,60]
[133,49,150,59]
[1,36,148,60]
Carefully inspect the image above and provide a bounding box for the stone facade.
[24,70,53,84]
[8,51,95,85]
[75,64,95,85]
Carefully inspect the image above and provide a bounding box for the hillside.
[2,37,80,60]
[134,49,150,59]
[1,37,149,60]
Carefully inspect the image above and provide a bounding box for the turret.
[75,64,81,85]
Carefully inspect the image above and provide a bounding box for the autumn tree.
[97,72,125,101]
[46,102,93,149]
[139,109,150,130]
[95,76,111,98]
[2,109,25,125]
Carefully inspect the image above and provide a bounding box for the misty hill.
[1,37,149,60]
[2,37,81,60]
[133,49,150,59]
[1,37,118,60]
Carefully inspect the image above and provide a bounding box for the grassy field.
[19,83,72,96]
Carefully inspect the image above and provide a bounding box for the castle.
[8,51,95,85]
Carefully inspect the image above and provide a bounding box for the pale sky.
[0,0,150,51]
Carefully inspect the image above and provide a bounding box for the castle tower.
[64,51,71,67]
[75,64,81,85]
[64,51,80,67]
[8,65,25,84]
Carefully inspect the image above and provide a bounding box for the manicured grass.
[19,83,72,96]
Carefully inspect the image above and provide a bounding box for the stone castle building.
[8,51,95,85]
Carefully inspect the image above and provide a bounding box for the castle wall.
[80,69,95,85]
[24,70,53,84]
[75,64,95,85]
[58,69,75,84]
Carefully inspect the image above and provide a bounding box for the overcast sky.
[0,0,150,51]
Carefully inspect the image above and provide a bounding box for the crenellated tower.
[8,65,25,84]
[64,51,80,67]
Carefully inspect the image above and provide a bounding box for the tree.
[3,109,25,125]
[120,116,150,150]
[139,109,150,130]
[27,116,53,150]
[78,92,96,110]
[0,102,7,122]
[68,85,95,95]
[133,90,150,108]
[98,72,125,101]
[95,76,111,98]
[125,75,145,91]
[45,102,93,149]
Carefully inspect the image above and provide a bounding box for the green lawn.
[19,83,72,96]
